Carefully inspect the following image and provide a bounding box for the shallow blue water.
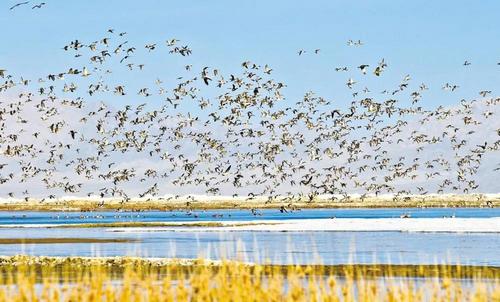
[0,208,498,266]
[0,227,498,266]
[0,208,498,225]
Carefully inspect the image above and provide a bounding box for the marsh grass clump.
[0,256,498,301]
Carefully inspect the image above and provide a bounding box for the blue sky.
[1,1,500,197]
[1,0,499,108]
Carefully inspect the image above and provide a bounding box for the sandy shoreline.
[2,218,499,233]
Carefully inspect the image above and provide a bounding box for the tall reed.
[0,256,498,301]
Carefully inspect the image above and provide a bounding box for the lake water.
[0,208,498,266]
[0,208,498,225]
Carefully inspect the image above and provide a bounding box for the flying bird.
[10,1,29,10]
[31,2,45,9]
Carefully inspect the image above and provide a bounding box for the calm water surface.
[0,208,498,266]
[0,208,498,225]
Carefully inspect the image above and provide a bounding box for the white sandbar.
[109,218,500,233]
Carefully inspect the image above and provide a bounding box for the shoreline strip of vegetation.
[0,194,498,212]
[0,255,498,301]
[0,255,498,279]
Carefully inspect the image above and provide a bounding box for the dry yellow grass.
[0,194,498,212]
[0,256,498,301]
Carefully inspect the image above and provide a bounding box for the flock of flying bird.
[9,1,45,10]
[0,29,499,204]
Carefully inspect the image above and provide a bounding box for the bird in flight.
[347,39,364,46]
[32,2,45,9]
[31,2,46,9]
[10,1,29,10]
[358,64,369,74]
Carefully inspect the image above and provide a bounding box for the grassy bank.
[0,255,498,279]
[0,194,498,212]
